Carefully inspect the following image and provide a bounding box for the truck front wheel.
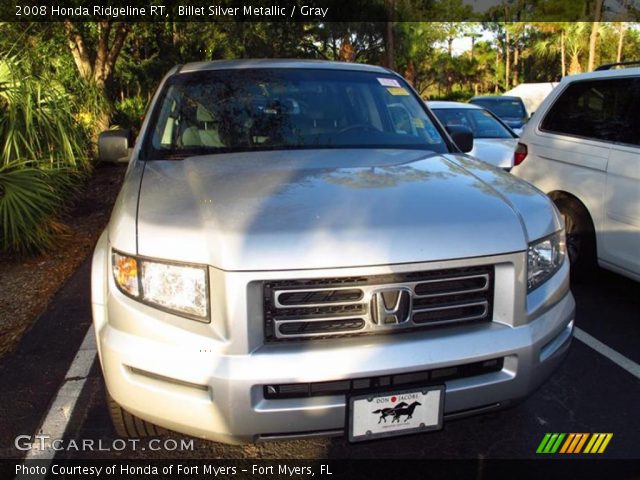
[106,387,167,438]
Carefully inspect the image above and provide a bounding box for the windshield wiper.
[151,148,223,160]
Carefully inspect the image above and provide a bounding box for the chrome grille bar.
[412,273,489,298]
[263,266,494,341]
[274,287,365,308]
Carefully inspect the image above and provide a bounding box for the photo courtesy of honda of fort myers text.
[0,0,639,479]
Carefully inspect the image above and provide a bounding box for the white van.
[512,62,640,281]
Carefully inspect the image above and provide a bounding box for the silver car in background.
[429,101,519,170]
[92,59,574,444]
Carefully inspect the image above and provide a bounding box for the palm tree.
[532,22,570,77]
[566,23,590,74]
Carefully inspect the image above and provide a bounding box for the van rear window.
[540,77,640,146]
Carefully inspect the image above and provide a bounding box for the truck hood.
[135,149,556,270]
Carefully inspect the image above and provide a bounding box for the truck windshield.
[144,68,448,159]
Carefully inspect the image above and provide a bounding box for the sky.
[450,30,495,55]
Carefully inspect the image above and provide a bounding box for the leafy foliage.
[0,54,90,169]
[0,50,89,254]
[0,162,79,254]
[113,96,147,133]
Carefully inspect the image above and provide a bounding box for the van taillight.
[514,143,528,166]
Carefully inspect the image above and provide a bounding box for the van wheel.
[106,389,167,438]
[554,197,596,278]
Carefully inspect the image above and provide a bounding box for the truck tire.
[106,389,167,438]
[554,197,596,279]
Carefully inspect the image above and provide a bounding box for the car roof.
[178,59,393,75]
[470,95,522,102]
[558,66,640,83]
[428,101,482,110]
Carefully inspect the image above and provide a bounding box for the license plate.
[348,385,444,442]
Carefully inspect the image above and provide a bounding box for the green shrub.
[0,54,89,254]
[113,95,147,133]
[0,162,79,254]
[0,55,90,170]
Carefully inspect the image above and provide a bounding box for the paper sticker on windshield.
[378,77,401,87]
[412,118,425,128]
[387,87,410,96]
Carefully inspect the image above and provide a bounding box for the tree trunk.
[172,22,179,47]
[560,31,566,77]
[339,41,355,62]
[63,21,130,139]
[495,51,501,93]
[404,62,415,86]
[384,0,396,70]
[63,21,92,79]
[587,0,603,71]
[505,29,510,90]
[569,53,582,74]
[95,110,110,135]
[616,23,626,63]
[386,21,395,69]
[331,38,338,60]
[513,44,519,87]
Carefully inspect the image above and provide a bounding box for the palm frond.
[0,162,79,254]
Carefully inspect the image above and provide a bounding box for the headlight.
[112,250,209,321]
[527,230,566,291]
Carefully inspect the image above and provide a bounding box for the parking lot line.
[25,326,97,460]
[15,327,96,479]
[574,327,640,380]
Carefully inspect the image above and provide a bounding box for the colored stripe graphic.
[598,434,614,453]
[584,434,599,453]
[567,433,581,453]
[584,433,614,454]
[544,433,559,453]
[537,433,613,454]
[536,433,552,453]
[536,433,566,454]
[573,433,589,453]
[559,433,575,453]
[592,433,606,452]
[550,433,565,453]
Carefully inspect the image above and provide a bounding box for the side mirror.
[98,130,131,163]
[446,125,474,153]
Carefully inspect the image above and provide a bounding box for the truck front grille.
[263,265,494,341]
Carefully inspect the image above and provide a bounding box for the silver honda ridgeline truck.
[92,60,574,444]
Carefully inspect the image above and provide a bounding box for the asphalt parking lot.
[1,260,638,463]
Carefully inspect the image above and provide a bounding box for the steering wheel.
[338,124,379,134]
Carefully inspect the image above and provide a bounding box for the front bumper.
[92,233,575,444]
